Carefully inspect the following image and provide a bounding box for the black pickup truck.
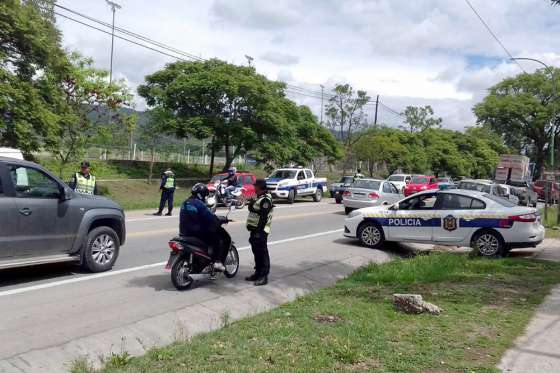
[0,157,125,272]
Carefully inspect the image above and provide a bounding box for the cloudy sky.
[55,0,560,130]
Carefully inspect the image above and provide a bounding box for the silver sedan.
[342,178,402,214]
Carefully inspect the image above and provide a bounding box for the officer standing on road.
[70,161,97,195]
[154,168,176,216]
[245,179,273,286]
[354,168,364,179]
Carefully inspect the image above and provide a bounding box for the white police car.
[344,189,545,257]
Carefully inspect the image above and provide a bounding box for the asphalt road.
[0,199,402,371]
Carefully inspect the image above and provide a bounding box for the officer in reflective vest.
[70,161,97,195]
[245,179,273,286]
[154,169,176,216]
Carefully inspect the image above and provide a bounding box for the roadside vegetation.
[74,253,560,373]
[542,205,560,238]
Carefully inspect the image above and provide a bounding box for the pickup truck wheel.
[313,189,322,202]
[82,227,120,272]
[287,190,295,204]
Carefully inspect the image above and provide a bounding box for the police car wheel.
[287,190,295,204]
[473,230,504,257]
[313,189,322,202]
[358,222,384,249]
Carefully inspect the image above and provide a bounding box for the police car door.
[296,170,308,195]
[387,193,438,242]
[433,193,483,243]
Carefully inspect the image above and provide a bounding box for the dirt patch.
[342,357,381,371]
[313,314,343,323]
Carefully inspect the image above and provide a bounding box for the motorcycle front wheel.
[171,257,194,290]
[224,245,240,278]
[235,196,246,209]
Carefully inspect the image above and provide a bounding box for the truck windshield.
[269,170,297,179]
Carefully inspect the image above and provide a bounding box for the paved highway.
[0,200,404,372]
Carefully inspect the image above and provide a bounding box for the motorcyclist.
[223,167,239,201]
[179,183,226,272]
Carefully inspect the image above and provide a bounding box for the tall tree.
[48,53,133,176]
[325,84,370,173]
[400,105,442,133]
[473,69,560,176]
[0,0,68,154]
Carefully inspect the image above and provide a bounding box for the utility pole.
[374,94,379,125]
[320,85,324,125]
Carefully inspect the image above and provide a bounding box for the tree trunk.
[223,134,231,171]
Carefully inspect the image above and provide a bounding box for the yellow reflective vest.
[246,194,273,234]
[75,173,96,195]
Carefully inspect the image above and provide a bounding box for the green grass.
[77,253,560,373]
[540,205,560,239]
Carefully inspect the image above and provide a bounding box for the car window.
[269,170,297,179]
[399,193,438,210]
[304,170,312,179]
[438,194,486,210]
[352,180,381,190]
[382,182,392,193]
[9,165,60,199]
[390,183,399,194]
[429,178,437,184]
[387,175,404,182]
[297,171,305,180]
[244,175,253,185]
[410,176,429,184]
[484,193,518,207]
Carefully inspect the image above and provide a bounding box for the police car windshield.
[410,176,429,184]
[484,194,518,207]
[387,175,405,182]
[352,180,380,190]
[269,170,297,179]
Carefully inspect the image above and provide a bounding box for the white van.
[0,147,24,160]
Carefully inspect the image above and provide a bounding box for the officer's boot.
[245,272,259,282]
[254,275,268,286]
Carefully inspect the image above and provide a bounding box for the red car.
[207,171,257,199]
[403,175,438,197]
[533,180,559,203]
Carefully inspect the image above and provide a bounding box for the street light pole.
[511,57,557,169]
[106,1,121,84]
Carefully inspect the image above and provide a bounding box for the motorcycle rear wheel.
[224,245,240,278]
[171,258,194,290]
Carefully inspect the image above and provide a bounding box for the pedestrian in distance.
[245,179,273,286]
[70,161,98,195]
[354,168,364,180]
[154,168,176,216]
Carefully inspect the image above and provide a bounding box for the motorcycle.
[165,206,240,290]
[210,180,246,209]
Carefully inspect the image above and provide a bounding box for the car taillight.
[368,192,379,199]
[168,241,181,252]
[343,191,351,196]
[510,213,537,223]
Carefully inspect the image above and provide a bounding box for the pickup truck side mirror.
[60,186,73,201]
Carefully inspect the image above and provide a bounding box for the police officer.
[354,168,364,179]
[154,169,176,216]
[245,179,273,286]
[70,161,97,195]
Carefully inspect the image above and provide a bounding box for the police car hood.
[358,204,391,215]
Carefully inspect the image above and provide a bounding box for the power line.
[54,4,406,121]
[463,0,526,73]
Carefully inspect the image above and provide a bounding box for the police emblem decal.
[443,215,457,231]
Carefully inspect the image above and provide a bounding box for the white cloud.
[53,0,560,131]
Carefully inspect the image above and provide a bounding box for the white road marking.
[125,202,335,222]
[0,229,343,298]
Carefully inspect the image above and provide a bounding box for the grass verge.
[540,205,560,239]
[75,253,560,373]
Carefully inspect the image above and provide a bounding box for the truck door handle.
[19,208,32,216]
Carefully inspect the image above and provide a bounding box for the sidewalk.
[499,238,560,372]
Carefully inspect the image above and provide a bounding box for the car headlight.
[421,185,427,190]
[348,210,361,218]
